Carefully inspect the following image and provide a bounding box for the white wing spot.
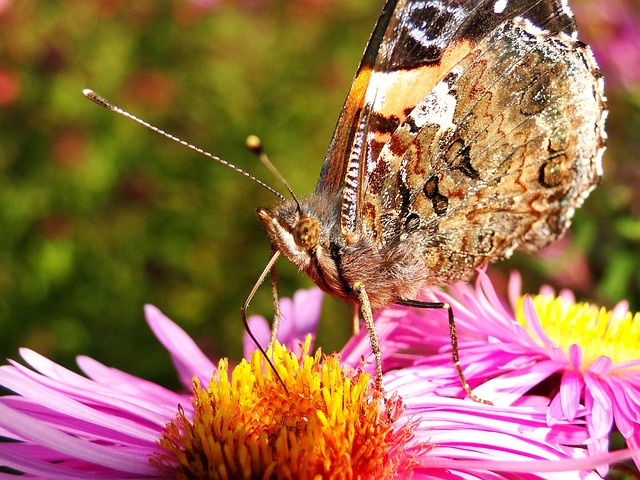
[494,0,508,14]
[412,78,458,131]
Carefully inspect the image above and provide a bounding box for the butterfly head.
[257,194,350,299]
[258,203,320,249]
[257,200,321,260]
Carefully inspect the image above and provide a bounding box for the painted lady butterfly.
[85,0,606,400]
[255,0,606,396]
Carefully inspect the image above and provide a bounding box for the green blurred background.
[0,0,639,390]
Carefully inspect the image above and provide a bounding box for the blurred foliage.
[0,0,639,390]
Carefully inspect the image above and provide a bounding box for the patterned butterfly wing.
[315,0,396,204]
[255,0,605,399]
[318,0,605,285]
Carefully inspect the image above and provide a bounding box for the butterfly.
[85,0,606,400]
[255,0,606,397]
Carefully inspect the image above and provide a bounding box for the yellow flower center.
[516,294,640,369]
[152,337,413,479]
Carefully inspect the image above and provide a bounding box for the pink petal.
[507,270,522,308]
[586,436,610,477]
[475,361,562,405]
[623,429,640,472]
[588,356,613,375]
[0,367,161,442]
[567,344,583,370]
[547,394,565,426]
[144,304,215,388]
[611,300,629,321]
[0,403,156,475]
[76,355,185,406]
[559,369,582,421]
[522,296,556,350]
[287,287,323,339]
[584,378,614,439]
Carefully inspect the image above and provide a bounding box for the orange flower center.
[152,337,414,479]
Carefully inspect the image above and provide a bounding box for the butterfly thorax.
[257,193,433,310]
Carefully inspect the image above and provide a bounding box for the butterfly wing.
[359,1,606,283]
[316,0,397,198]
[316,0,580,245]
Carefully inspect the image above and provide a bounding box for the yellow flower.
[517,294,640,369]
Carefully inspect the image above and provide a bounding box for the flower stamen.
[152,336,412,479]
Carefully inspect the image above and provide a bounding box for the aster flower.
[0,291,631,478]
[153,338,415,479]
[364,268,640,476]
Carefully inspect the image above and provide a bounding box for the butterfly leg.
[353,282,384,393]
[268,247,281,349]
[398,299,492,405]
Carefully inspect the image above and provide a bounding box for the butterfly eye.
[293,215,320,249]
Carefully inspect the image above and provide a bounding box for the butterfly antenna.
[82,89,287,202]
[246,135,302,213]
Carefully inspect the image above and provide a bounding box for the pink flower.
[350,269,640,476]
[0,287,634,478]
